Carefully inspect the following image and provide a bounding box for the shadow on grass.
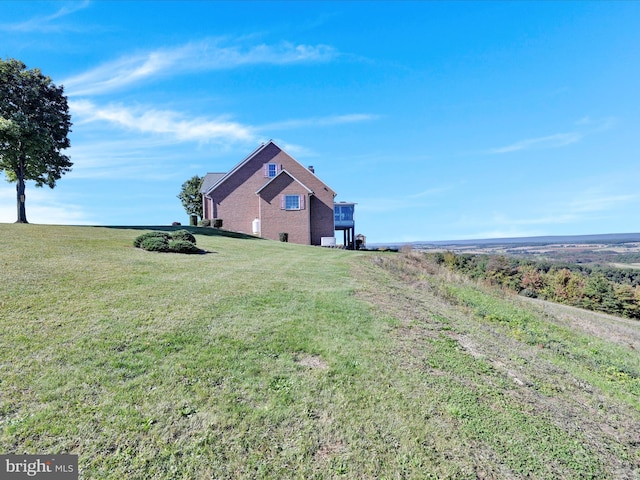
[141,248,217,255]
[98,225,263,241]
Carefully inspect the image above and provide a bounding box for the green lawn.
[1,225,638,479]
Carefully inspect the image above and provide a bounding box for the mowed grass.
[1,225,639,479]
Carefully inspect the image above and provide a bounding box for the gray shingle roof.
[199,172,226,194]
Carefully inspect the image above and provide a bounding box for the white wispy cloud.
[488,132,583,154]
[63,39,337,96]
[575,116,617,131]
[409,186,452,199]
[70,99,256,144]
[471,189,637,236]
[486,116,617,155]
[260,114,379,131]
[1,1,91,33]
[70,100,377,151]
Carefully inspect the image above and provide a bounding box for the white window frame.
[284,194,300,210]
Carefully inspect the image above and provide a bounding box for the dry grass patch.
[294,354,328,370]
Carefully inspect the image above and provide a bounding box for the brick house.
[200,140,337,245]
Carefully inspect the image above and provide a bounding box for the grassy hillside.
[1,225,638,479]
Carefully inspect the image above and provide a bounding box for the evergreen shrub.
[133,231,170,248]
[134,230,202,254]
[168,239,202,254]
[171,230,197,244]
[139,236,170,252]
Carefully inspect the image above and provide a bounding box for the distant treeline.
[507,250,640,265]
[427,252,640,320]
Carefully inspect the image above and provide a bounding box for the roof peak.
[255,168,314,195]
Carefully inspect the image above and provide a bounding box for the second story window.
[264,163,278,178]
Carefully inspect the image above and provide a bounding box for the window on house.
[281,194,305,210]
[265,163,278,178]
[334,205,354,222]
[285,195,300,210]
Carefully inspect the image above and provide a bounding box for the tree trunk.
[15,157,28,223]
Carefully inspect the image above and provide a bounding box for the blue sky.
[1,1,639,243]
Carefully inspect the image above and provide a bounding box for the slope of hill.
[1,224,638,478]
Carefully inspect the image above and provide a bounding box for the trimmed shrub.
[134,230,201,254]
[139,236,170,252]
[213,219,223,228]
[199,219,211,227]
[134,231,170,248]
[279,232,289,243]
[171,230,196,244]
[169,239,202,254]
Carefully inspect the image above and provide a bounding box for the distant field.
[611,263,640,270]
[410,238,640,267]
[1,225,638,479]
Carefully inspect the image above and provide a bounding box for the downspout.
[308,193,312,245]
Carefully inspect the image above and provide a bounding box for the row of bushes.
[428,252,640,320]
[198,219,223,228]
[133,230,202,254]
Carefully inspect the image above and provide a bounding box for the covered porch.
[334,202,356,249]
